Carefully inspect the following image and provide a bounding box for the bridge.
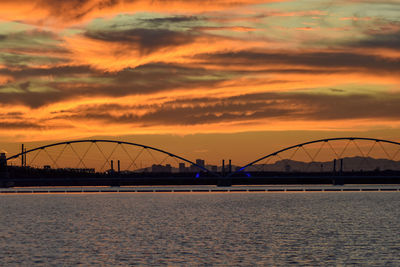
[2,137,400,187]
[232,137,400,175]
[5,139,214,175]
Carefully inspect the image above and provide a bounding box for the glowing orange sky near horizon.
[0,0,400,163]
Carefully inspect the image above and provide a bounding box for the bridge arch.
[6,139,219,177]
[232,137,400,176]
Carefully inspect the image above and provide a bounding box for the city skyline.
[1,0,400,163]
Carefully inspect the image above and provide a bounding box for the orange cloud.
[63,30,265,71]
[0,0,280,27]
[295,27,316,31]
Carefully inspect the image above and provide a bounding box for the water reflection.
[1,193,400,265]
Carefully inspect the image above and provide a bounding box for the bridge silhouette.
[234,137,400,175]
[4,137,400,178]
[6,139,215,176]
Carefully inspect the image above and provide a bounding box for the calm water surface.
[1,192,400,266]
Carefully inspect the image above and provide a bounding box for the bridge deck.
[1,185,400,194]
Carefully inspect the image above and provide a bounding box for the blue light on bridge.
[196,172,200,178]
[246,173,251,178]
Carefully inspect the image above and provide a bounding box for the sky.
[0,0,400,165]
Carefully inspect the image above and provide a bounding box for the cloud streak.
[0,63,233,107]
[85,28,198,55]
[40,91,400,128]
[0,0,275,25]
[196,50,400,74]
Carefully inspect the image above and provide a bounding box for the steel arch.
[232,137,400,176]
[6,139,220,177]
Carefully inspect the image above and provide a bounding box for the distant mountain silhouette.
[247,157,400,172]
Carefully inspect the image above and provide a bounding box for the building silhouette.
[151,164,172,173]
[196,159,205,167]
[179,163,186,173]
[190,159,205,172]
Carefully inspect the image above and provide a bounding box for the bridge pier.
[0,152,10,187]
[218,159,232,187]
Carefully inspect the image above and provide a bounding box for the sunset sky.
[1,0,400,164]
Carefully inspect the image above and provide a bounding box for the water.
[1,192,400,266]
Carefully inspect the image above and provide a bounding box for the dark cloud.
[1,50,398,109]
[0,65,94,80]
[355,30,400,50]
[0,53,68,67]
[5,112,24,116]
[330,88,345,93]
[0,91,64,108]
[0,112,25,120]
[0,29,66,54]
[19,81,30,92]
[36,0,113,21]
[0,63,231,108]
[280,92,400,120]
[0,29,69,68]
[0,121,44,129]
[31,0,264,21]
[0,29,59,42]
[48,94,290,126]
[139,16,200,26]
[108,15,201,33]
[54,91,400,126]
[197,50,400,73]
[85,28,197,55]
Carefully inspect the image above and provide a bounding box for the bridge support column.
[222,159,225,177]
[340,158,343,173]
[218,159,232,187]
[0,152,10,187]
[0,153,7,173]
[333,159,336,173]
[332,159,344,185]
[21,144,24,167]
